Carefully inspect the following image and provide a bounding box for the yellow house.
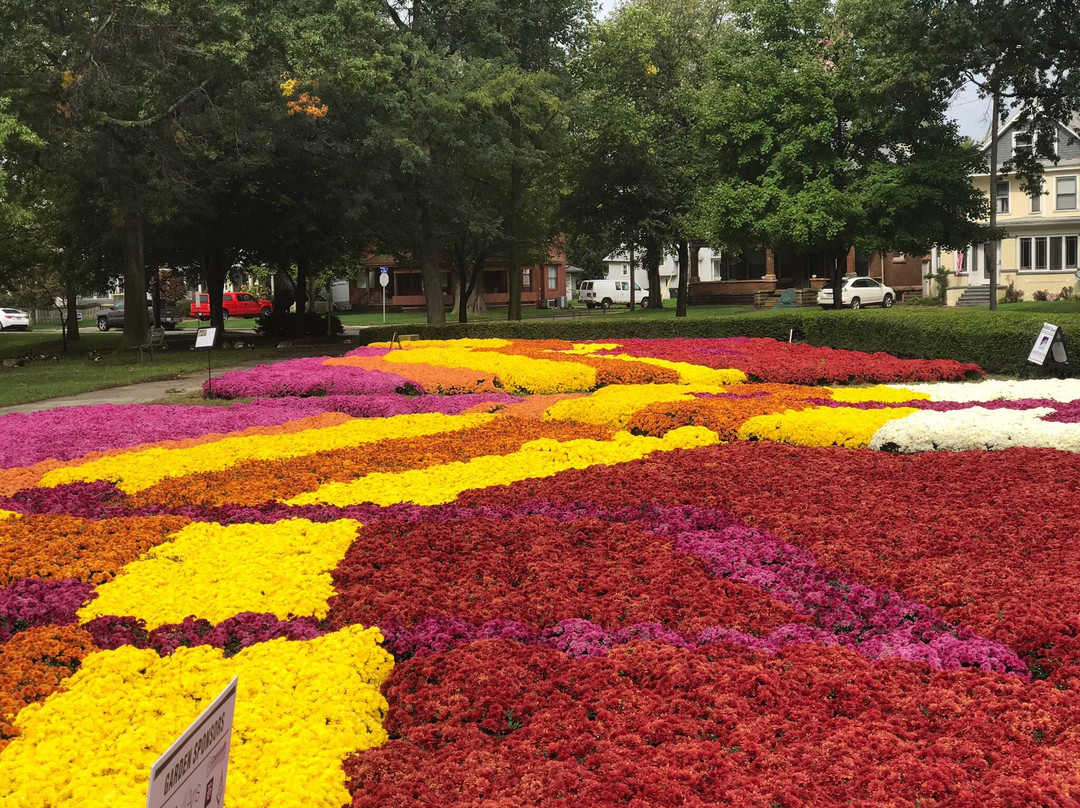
[932,112,1080,306]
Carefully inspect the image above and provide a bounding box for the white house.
[601,246,725,298]
[934,112,1080,305]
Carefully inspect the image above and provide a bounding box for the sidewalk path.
[0,357,297,415]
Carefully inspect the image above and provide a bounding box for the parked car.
[192,292,273,320]
[0,308,29,331]
[817,277,895,309]
[97,299,183,331]
[578,279,650,309]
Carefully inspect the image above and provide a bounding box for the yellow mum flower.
[79,519,361,629]
[39,412,497,494]
[0,627,392,808]
[286,426,719,507]
[738,406,918,448]
[381,346,596,394]
[543,384,727,427]
[826,385,931,404]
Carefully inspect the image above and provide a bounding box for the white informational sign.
[146,677,237,808]
[1028,322,1068,366]
[379,267,389,288]
[194,327,217,349]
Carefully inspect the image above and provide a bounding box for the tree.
[699,0,991,308]
[565,0,721,315]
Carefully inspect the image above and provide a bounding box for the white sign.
[1028,322,1068,366]
[194,327,217,349]
[379,267,389,288]
[146,677,237,808]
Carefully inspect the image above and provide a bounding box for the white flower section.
[867,407,1080,452]
[885,378,1080,403]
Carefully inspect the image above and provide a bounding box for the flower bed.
[3,337,1080,807]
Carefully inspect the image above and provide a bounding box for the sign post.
[195,327,217,396]
[146,677,237,808]
[379,267,389,323]
[1027,322,1068,367]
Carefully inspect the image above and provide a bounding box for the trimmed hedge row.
[358,308,1080,378]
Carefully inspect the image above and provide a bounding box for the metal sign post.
[379,267,389,323]
[195,327,217,395]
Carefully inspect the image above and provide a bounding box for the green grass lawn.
[0,329,346,407]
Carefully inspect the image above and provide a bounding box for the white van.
[578,279,650,309]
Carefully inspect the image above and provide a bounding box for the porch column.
[689,242,701,281]
[764,249,777,282]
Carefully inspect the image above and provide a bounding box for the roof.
[978,109,1080,151]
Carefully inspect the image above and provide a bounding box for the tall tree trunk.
[65,287,80,342]
[987,89,1000,311]
[828,245,845,310]
[296,249,310,317]
[272,264,296,315]
[419,200,446,324]
[644,239,662,309]
[453,245,468,323]
[676,240,690,318]
[203,236,227,341]
[120,212,150,349]
[507,160,523,322]
[465,253,487,318]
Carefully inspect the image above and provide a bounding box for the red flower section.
[457,443,1080,683]
[326,516,804,638]
[345,639,1080,807]
[605,337,983,384]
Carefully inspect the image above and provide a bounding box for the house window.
[622,266,628,275]
[1031,192,1042,213]
[1050,236,1063,271]
[396,272,424,296]
[484,270,508,294]
[1057,177,1077,211]
[1014,131,1033,155]
[1019,237,1032,270]
[996,181,1010,214]
[521,267,532,290]
[1035,237,1048,270]
[1067,236,1079,269]
[546,265,558,290]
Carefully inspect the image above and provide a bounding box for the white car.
[0,308,29,331]
[817,277,895,309]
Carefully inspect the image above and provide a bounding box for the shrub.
[1061,286,1074,301]
[904,296,940,307]
[1033,290,1050,301]
[256,310,343,337]
[924,268,953,305]
[1000,282,1024,304]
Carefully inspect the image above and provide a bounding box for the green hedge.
[357,307,1080,377]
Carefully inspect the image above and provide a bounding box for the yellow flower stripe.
[39,412,498,494]
[826,385,931,403]
[552,345,747,385]
[605,355,747,386]
[0,627,392,808]
[287,426,720,507]
[543,384,727,427]
[369,337,512,350]
[78,519,361,629]
[379,346,597,394]
[738,406,918,448]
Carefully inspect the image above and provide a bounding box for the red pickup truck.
[192,292,273,320]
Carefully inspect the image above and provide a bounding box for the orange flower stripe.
[128,417,615,508]
[0,412,354,497]
[324,356,504,395]
[38,412,495,494]
[488,341,682,386]
[0,515,191,585]
[483,393,586,421]
[624,385,833,440]
[0,626,98,752]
